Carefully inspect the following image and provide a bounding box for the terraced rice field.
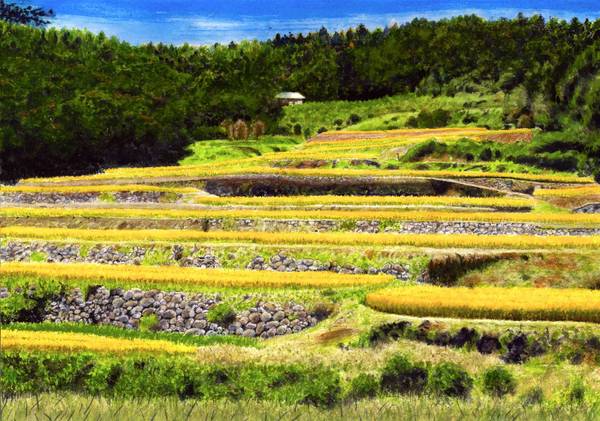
[2,127,599,412]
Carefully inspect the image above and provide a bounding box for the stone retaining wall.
[0,192,182,204]
[4,216,598,236]
[574,203,600,214]
[13,286,318,338]
[0,242,411,279]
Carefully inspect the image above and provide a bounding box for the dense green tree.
[2,15,600,180]
[0,0,53,26]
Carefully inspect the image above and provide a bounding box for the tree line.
[1,15,600,180]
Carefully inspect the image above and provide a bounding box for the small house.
[276,92,305,106]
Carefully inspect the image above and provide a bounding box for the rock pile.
[45,287,318,337]
[246,253,410,280]
[0,191,181,204]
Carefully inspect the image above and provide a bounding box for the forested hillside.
[1,15,600,180]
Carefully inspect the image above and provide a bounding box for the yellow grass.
[0,262,393,288]
[366,285,600,322]
[193,195,534,209]
[3,226,600,250]
[20,166,591,185]
[534,185,600,197]
[0,184,196,194]
[0,329,197,354]
[2,207,598,225]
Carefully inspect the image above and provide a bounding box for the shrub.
[482,366,516,397]
[293,124,302,135]
[428,362,473,398]
[139,314,159,333]
[333,119,344,126]
[380,354,428,394]
[347,113,361,124]
[317,127,327,134]
[402,140,442,162]
[347,373,379,399]
[521,386,544,405]
[567,378,586,404]
[233,120,249,140]
[206,303,236,326]
[1,351,342,405]
[310,302,336,321]
[250,120,266,138]
[479,147,493,161]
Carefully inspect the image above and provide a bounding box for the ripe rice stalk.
[366,285,600,322]
[1,207,597,225]
[0,329,197,354]
[0,262,393,288]
[3,226,600,250]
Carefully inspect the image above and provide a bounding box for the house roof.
[276,92,305,100]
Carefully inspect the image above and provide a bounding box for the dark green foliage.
[2,15,600,180]
[428,362,473,398]
[0,280,62,323]
[479,147,493,161]
[347,373,379,399]
[0,351,341,406]
[402,140,444,162]
[347,113,361,124]
[310,302,336,321]
[0,1,53,27]
[482,366,516,397]
[380,354,428,395]
[293,124,303,135]
[521,386,545,405]
[567,379,587,404]
[403,131,596,174]
[206,303,236,326]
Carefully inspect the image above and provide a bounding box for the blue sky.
[31,1,600,45]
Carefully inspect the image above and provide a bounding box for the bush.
[1,351,342,406]
[293,123,302,135]
[567,378,586,404]
[380,354,428,395]
[482,366,516,397]
[402,140,443,162]
[347,373,379,399]
[479,147,493,161]
[521,386,544,405]
[139,314,159,333]
[347,113,361,124]
[206,303,236,326]
[428,362,473,398]
[317,127,327,134]
[310,302,336,321]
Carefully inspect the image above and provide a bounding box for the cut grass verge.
[0,262,394,289]
[3,227,600,250]
[366,285,600,323]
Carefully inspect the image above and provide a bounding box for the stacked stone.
[0,241,80,263]
[45,287,317,337]
[246,253,410,280]
[0,191,180,204]
[228,302,317,338]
